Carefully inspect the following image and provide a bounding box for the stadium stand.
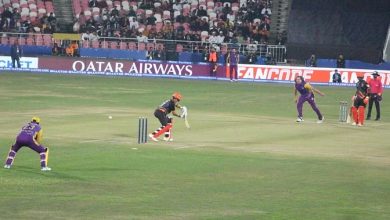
[0,0,57,47]
[0,0,56,33]
[0,0,288,63]
[72,0,274,54]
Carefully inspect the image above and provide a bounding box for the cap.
[372,71,379,76]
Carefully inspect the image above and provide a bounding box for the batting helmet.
[32,116,41,124]
[172,92,182,101]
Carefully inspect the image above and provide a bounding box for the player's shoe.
[41,166,51,171]
[357,123,363,127]
[163,137,174,142]
[149,134,158,142]
[4,165,11,169]
[317,116,324,123]
[296,117,304,122]
[352,122,357,126]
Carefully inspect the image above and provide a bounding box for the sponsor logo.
[238,66,314,81]
[238,64,390,85]
[0,56,38,68]
[71,60,193,76]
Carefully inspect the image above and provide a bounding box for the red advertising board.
[38,56,211,77]
[3,56,388,88]
[237,64,390,86]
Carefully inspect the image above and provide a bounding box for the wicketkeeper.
[149,92,186,142]
[4,117,51,171]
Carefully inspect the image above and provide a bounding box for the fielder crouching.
[149,92,184,142]
[4,117,51,171]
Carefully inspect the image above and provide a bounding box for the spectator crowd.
[1,0,288,63]
[74,0,276,51]
[0,0,57,34]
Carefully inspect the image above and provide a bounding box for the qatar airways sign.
[236,64,390,85]
[38,57,210,76]
[71,60,193,75]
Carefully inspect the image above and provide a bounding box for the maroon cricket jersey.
[158,99,176,115]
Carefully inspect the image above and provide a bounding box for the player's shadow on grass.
[12,165,86,181]
[113,133,134,138]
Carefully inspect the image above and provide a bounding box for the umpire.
[366,71,383,121]
[10,41,22,68]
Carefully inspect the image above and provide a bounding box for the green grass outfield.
[0,72,389,220]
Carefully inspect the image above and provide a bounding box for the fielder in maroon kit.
[4,117,51,171]
[149,92,184,142]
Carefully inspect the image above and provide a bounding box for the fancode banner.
[237,64,390,86]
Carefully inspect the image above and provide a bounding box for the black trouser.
[154,109,171,126]
[367,93,380,119]
[209,61,217,76]
[12,56,21,68]
[353,96,366,108]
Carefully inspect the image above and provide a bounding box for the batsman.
[4,117,51,171]
[351,73,369,126]
[149,92,187,142]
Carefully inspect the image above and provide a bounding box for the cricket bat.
[346,106,352,123]
[184,115,190,129]
[181,106,190,129]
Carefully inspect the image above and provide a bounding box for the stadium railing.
[0,32,287,63]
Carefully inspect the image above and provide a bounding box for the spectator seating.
[0,33,53,46]
[1,0,275,57]
[0,0,54,22]
[0,0,54,46]
[74,0,273,53]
